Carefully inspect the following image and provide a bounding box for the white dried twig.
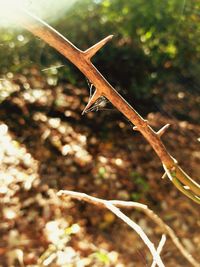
[58,190,165,267]
[58,190,199,267]
[151,235,166,267]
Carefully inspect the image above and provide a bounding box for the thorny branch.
[13,8,200,204]
[5,7,199,266]
[58,190,199,267]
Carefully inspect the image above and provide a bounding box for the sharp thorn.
[162,172,167,179]
[157,124,170,137]
[84,35,114,60]
[183,185,190,190]
[133,126,139,131]
[82,89,101,115]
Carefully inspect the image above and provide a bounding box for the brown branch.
[58,190,199,267]
[12,8,200,203]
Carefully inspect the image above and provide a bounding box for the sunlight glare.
[0,0,78,27]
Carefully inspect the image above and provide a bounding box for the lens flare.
[0,0,77,27]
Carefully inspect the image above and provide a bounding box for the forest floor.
[0,68,200,266]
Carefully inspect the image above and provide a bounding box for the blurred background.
[0,0,199,266]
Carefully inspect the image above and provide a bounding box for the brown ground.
[0,68,199,266]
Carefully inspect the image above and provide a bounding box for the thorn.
[84,35,114,60]
[157,124,170,137]
[183,185,190,190]
[171,156,178,164]
[133,126,139,131]
[82,89,101,115]
[162,172,167,179]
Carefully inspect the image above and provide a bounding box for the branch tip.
[84,35,114,60]
[157,124,170,137]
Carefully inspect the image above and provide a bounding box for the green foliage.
[0,0,199,99]
[90,250,110,265]
[130,171,149,201]
[98,166,107,178]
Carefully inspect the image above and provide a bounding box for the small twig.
[57,190,165,267]
[151,235,166,267]
[58,190,199,267]
[41,64,64,72]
